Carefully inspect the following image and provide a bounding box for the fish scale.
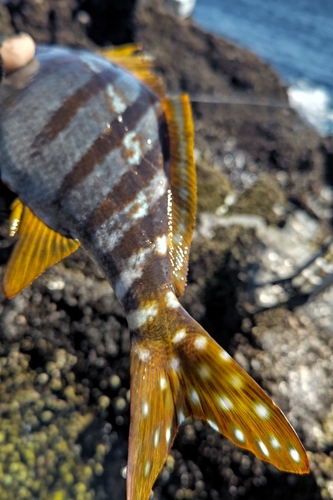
[0,45,309,500]
[1,48,162,235]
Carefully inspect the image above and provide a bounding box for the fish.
[0,44,309,500]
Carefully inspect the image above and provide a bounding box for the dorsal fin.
[100,47,196,296]
[4,199,80,299]
[162,94,196,297]
[98,44,166,98]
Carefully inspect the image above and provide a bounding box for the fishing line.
[171,93,291,109]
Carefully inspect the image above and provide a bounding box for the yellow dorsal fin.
[98,44,166,98]
[162,94,196,297]
[4,199,80,299]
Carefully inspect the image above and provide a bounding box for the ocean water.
[192,0,333,136]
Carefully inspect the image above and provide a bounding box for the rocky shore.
[1,1,333,499]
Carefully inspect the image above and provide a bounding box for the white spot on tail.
[270,436,281,449]
[194,336,207,350]
[190,388,200,404]
[208,420,219,432]
[289,448,301,463]
[144,460,151,477]
[220,350,231,361]
[166,291,180,309]
[258,440,270,457]
[142,402,149,416]
[154,429,160,448]
[127,303,158,330]
[254,403,270,420]
[218,395,233,411]
[166,427,171,444]
[234,428,245,443]
[198,364,211,379]
[155,235,168,256]
[160,377,167,390]
[170,357,180,372]
[230,374,243,389]
[173,329,186,344]
[178,411,185,424]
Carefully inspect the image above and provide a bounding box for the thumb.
[0,33,35,78]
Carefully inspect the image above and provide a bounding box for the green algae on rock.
[0,345,97,500]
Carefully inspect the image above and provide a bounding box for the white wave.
[287,80,333,136]
[164,0,197,18]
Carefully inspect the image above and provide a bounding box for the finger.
[1,33,35,75]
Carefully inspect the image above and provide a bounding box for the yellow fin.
[162,94,196,297]
[4,200,80,299]
[179,326,309,474]
[126,304,309,500]
[9,198,24,237]
[127,341,179,500]
[99,44,166,98]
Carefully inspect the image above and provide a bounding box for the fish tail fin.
[127,303,309,500]
[127,335,180,500]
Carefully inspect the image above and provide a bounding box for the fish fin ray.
[99,44,166,97]
[127,343,180,500]
[162,95,196,297]
[4,201,80,298]
[126,308,308,500]
[177,324,310,474]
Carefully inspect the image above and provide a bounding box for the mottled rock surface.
[1,1,333,499]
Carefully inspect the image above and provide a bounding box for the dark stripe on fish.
[59,89,156,196]
[31,68,116,147]
[85,142,162,232]
[102,197,167,269]
[117,251,171,313]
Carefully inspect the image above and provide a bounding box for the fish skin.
[0,46,309,500]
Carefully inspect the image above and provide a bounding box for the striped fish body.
[0,46,309,500]
[0,47,172,311]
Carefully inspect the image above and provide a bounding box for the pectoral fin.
[4,199,80,298]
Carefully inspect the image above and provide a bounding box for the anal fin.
[4,200,80,298]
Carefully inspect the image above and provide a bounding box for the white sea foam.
[165,0,197,18]
[193,0,333,137]
[287,81,333,137]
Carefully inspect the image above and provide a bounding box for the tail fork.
[127,306,309,500]
[127,341,181,500]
